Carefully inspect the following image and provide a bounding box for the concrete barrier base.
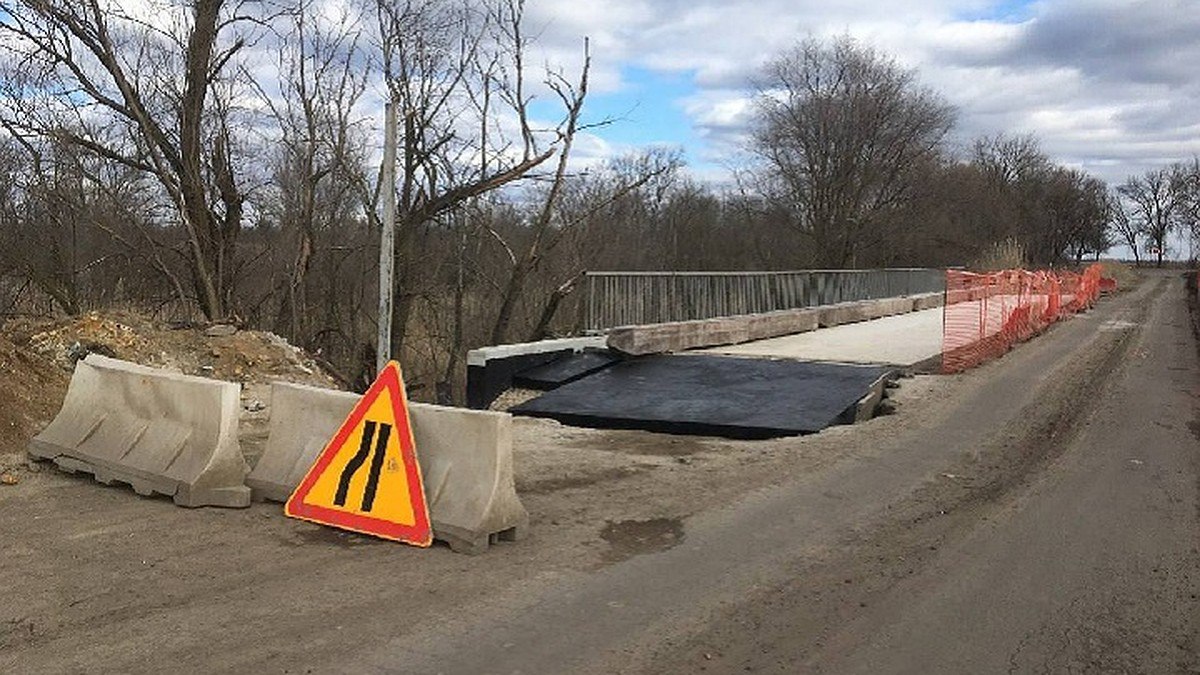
[28,355,249,508]
[252,382,527,554]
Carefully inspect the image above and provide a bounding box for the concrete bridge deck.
[701,306,945,366]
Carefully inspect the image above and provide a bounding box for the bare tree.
[749,35,956,267]
[259,0,369,342]
[1174,157,1200,257]
[366,0,563,359]
[971,134,1051,186]
[1118,167,1184,267]
[0,0,263,320]
[517,147,684,342]
[1039,168,1111,264]
[1109,193,1142,267]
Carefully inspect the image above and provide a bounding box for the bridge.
[472,266,1102,439]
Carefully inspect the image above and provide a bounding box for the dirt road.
[656,270,1200,674]
[2,271,1196,673]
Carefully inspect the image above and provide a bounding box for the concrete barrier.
[250,382,527,554]
[745,308,821,342]
[821,297,917,327]
[247,382,355,503]
[817,300,872,328]
[28,354,249,507]
[867,296,916,319]
[949,288,997,305]
[912,292,945,311]
[608,316,751,356]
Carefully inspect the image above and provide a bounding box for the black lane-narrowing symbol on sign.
[334,420,392,512]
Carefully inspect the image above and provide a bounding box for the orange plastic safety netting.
[943,263,1105,373]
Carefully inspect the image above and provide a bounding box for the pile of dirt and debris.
[0,333,68,456]
[5,311,339,388]
[1,310,345,463]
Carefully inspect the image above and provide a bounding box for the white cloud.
[521,0,1200,185]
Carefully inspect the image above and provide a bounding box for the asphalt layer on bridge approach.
[511,354,890,439]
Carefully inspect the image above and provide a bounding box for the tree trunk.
[178,0,231,320]
[529,273,580,341]
[491,262,528,345]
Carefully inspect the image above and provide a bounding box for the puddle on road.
[293,527,387,548]
[599,517,685,564]
[1187,419,1200,442]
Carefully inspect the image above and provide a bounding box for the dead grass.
[971,237,1028,272]
[1095,260,1140,290]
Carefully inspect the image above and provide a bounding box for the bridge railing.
[582,268,946,332]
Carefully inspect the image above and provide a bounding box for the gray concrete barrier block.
[946,289,970,305]
[608,317,752,356]
[912,292,945,311]
[817,301,871,328]
[251,382,527,554]
[877,296,918,317]
[247,382,358,503]
[613,295,934,353]
[28,354,249,507]
[746,308,821,342]
[413,402,527,554]
[608,323,665,355]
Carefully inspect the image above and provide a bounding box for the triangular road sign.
[285,361,432,546]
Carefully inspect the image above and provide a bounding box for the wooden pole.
[376,100,397,374]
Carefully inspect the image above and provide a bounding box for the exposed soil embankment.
[0,310,341,460]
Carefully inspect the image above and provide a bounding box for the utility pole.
[376,99,397,374]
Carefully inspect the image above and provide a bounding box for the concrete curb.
[28,354,249,507]
[466,337,606,409]
[250,382,528,554]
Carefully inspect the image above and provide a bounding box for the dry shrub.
[972,237,1028,272]
[1095,260,1139,288]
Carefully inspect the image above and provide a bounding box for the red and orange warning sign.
[285,361,432,546]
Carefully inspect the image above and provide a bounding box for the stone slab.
[745,308,822,342]
[607,317,751,356]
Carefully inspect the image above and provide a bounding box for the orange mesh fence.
[943,263,1105,373]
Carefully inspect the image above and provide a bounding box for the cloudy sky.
[517,0,1200,186]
